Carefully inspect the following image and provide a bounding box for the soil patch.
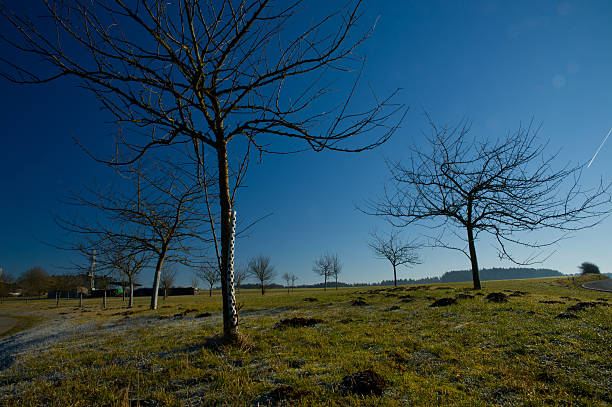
[430,298,457,307]
[253,385,308,406]
[339,369,386,396]
[486,293,508,303]
[195,312,212,318]
[275,317,323,329]
[303,297,318,302]
[566,301,607,313]
[509,291,528,297]
[351,299,368,306]
[539,300,565,304]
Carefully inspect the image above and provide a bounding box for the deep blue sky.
[1,0,611,286]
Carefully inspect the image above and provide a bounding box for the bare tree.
[57,158,210,310]
[313,253,333,291]
[191,276,199,291]
[369,118,610,289]
[104,238,150,308]
[368,229,420,287]
[281,272,291,294]
[248,256,275,295]
[330,254,342,290]
[234,267,248,294]
[290,274,298,292]
[1,1,406,341]
[160,265,177,300]
[196,262,220,297]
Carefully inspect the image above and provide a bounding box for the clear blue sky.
[1,0,611,286]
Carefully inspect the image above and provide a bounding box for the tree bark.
[209,285,213,297]
[150,249,167,310]
[466,225,481,290]
[103,289,107,309]
[129,278,134,308]
[324,275,327,291]
[393,264,397,287]
[79,292,83,308]
[261,282,265,295]
[216,140,239,340]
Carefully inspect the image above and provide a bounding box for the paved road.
[582,278,612,293]
[0,317,17,336]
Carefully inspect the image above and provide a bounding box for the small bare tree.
[369,117,610,289]
[368,229,420,287]
[330,254,342,290]
[160,265,177,301]
[313,253,333,291]
[248,256,275,295]
[290,274,298,292]
[104,237,149,308]
[196,262,220,297]
[282,272,291,294]
[234,267,249,294]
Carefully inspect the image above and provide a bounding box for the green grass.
[0,275,610,406]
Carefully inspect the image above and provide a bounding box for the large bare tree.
[1,0,406,340]
[370,118,610,289]
[368,229,420,286]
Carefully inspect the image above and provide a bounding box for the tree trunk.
[209,285,213,297]
[216,141,239,340]
[103,289,107,309]
[335,276,338,290]
[164,287,167,300]
[79,292,83,308]
[56,291,59,307]
[150,249,167,310]
[122,280,126,302]
[261,282,265,295]
[393,264,397,287]
[324,274,327,291]
[129,278,134,308]
[466,225,481,290]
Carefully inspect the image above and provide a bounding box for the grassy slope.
[0,274,610,406]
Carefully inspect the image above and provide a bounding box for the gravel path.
[582,278,612,293]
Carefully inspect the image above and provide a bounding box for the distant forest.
[238,267,565,290]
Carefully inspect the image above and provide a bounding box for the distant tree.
[196,262,220,297]
[234,267,249,294]
[19,267,49,297]
[191,276,199,291]
[369,118,611,289]
[160,265,178,300]
[0,272,15,303]
[579,262,601,275]
[313,254,333,291]
[248,256,275,295]
[368,229,421,287]
[103,238,150,308]
[282,272,291,294]
[48,274,75,307]
[290,274,298,292]
[330,254,342,290]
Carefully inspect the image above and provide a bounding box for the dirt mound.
[253,385,308,406]
[430,297,457,307]
[538,300,565,304]
[339,369,386,396]
[555,312,579,319]
[195,312,212,318]
[303,297,318,302]
[387,306,401,311]
[275,317,323,328]
[351,299,368,306]
[566,301,608,313]
[455,294,474,300]
[485,292,508,303]
[560,296,580,301]
[509,291,528,297]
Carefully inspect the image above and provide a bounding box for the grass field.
[0,274,610,406]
